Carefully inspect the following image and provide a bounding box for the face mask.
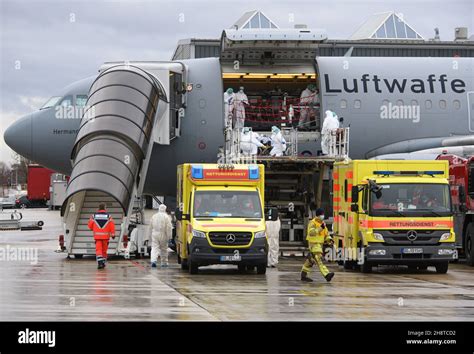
[318,215,325,221]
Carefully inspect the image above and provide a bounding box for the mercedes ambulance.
[333,160,457,273]
[175,164,268,274]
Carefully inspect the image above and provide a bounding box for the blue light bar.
[373,170,444,176]
[373,170,395,175]
[191,165,203,179]
[248,165,259,179]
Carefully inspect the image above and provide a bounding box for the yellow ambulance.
[175,164,268,274]
[332,160,456,273]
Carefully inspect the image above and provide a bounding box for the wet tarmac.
[1,209,473,321]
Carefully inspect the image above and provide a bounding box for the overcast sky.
[1,0,473,163]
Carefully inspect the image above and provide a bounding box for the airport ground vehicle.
[332,160,457,273]
[437,154,474,265]
[27,165,53,207]
[175,163,268,274]
[49,173,67,210]
[0,210,44,231]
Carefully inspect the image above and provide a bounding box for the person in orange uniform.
[88,203,115,269]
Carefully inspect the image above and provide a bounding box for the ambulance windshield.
[369,183,452,217]
[193,190,262,218]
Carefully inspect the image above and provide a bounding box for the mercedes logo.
[407,230,418,241]
[226,234,236,243]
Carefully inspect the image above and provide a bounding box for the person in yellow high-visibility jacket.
[301,208,335,282]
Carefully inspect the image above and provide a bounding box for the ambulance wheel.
[188,260,199,274]
[435,262,449,274]
[256,264,267,275]
[238,264,246,273]
[343,260,356,270]
[74,254,83,259]
[181,258,188,270]
[465,224,474,266]
[360,259,372,273]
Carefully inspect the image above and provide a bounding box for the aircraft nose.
[4,114,32,160]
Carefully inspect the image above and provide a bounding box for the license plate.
[402,248,423,254]
[220,255,241,261]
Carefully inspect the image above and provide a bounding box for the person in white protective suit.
[150,204,173,268]
[223,88,235,127]
[321,110,340,155]
[270,126,287,157]
[240,127,263,156]
[234,86,249,130]
[266,207,281,268]
[250,130,262,155]
[298,84,319,129]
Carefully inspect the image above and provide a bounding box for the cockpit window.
[59,96,73,107]
[76,95,88,107]
[40,96,61,109]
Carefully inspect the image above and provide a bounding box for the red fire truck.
[437,154,474,265]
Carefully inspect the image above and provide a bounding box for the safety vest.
[88,210,115,240]
[306,217,329,244]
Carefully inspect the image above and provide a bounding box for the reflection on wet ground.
[0,209,473,321]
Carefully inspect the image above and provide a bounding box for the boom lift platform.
[224,123,350,252]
